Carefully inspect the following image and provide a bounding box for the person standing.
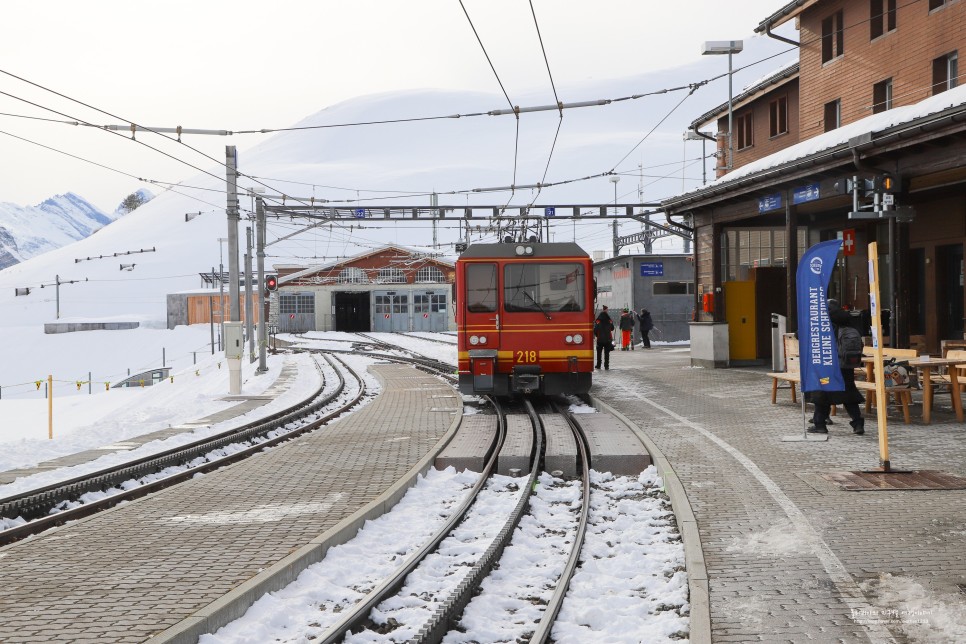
[594,306,615,370]
[808,299,865,435]
[618,308,635,350]
[637,307,654,349]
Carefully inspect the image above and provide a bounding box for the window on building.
[870,0,897,40]
[822,10,845,63]
[415,293,448,313]
[933,51,959,95]
[415,265,445,283]
[824,100,841,132]
[376,267,406,283]
[374,294,408,315]
[652,281,695,295]
[720,228,808,282]
[872,78,893,113]
[769,96,788,137]
[337,267,369,284]
[736,112,753,150]
[279,294,315,315]
[929,0,947,11]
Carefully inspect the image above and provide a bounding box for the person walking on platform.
[637,307,654,349]
[618,308,635,350]
[594,306,615,369]
[808,299,865,435]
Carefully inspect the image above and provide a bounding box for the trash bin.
[771,313,787,371]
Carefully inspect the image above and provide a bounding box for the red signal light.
[265,275,278,292]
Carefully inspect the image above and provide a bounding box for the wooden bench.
[768,335,800,404]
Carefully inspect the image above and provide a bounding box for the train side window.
[466,263,497,312]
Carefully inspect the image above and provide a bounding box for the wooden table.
[863,356,966,424]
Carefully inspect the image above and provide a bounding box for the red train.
[455,242,595,396]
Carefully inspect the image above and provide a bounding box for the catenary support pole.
[225,146,242,394]
[245,226,255,362]
[256,197,268,373]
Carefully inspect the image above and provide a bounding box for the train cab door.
[463,262,501,390]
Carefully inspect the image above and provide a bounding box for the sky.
[0,332,688,642]
[0,0,792,213]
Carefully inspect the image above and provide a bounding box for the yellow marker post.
[868,242,890,470]
[47,374,53,440]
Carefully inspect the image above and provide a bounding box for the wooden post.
[868,242,890,470]
[47,374,53,440]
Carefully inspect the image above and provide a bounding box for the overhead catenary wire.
[0,46,786,213]
[522,0,563,214]
[0,32,800,249]
[457,0,522,215]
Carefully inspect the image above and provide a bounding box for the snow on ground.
[0,351,323,497]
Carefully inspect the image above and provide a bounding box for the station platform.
[0,363,460,643]
[591,345,966,643]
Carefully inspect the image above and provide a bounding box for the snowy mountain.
[0,193,115,270]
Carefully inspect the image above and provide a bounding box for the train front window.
[504,263,584,312]
[466,263,497,312]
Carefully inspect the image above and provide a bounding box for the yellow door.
[724,281,757,361]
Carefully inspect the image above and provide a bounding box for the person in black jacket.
[594,306,615,370]
[637,308,654,349]
[808,299,865,435]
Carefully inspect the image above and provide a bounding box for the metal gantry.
[260,202,694,247]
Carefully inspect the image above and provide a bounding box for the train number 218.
[515,350,538,363]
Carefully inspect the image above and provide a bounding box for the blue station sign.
[758,193,783,213]
[640,262,664,277]
[793,183,821,205]
[544,207,555,217]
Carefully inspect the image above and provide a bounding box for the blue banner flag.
[796,240,844,393]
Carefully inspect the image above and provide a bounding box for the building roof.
[278,244,454,285]
[664,83,966,210]
[690,62,800,131]
[755,0,820,33]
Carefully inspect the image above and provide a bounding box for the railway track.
[308,396,592,643]
[0,353,365,546]
[351,332,458,382]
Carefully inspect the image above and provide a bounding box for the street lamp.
[702,40,743,172]
[609,175,620,216]
[684,130,712,185]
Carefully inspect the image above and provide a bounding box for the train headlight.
[478,335,487,344]
[469,335,480,346]
[565,335,573,344]
[514,245,535,256]
[573,334,583,344]
[515,245,526,256]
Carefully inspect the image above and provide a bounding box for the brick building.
[665,0,966,364]
[272,245,455,333]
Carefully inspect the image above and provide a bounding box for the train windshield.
[504,263,585,313]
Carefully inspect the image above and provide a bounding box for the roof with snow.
[665,83,966,209]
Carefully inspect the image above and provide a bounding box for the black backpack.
[837,325,863,368]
